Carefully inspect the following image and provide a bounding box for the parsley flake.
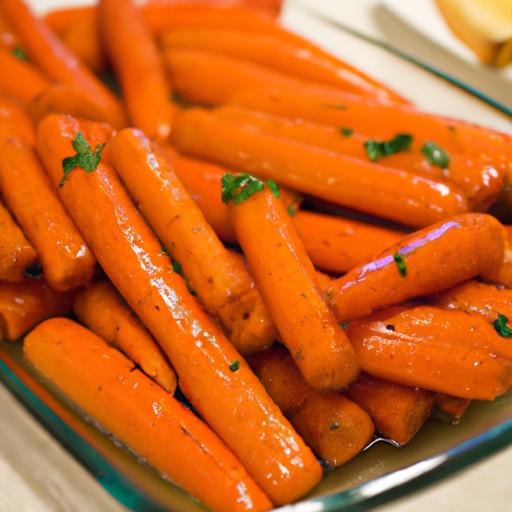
[340,127,353,137]
[422,141,450,169]
[393,252,407,277]
[266,179,280,198]
[339,321,350,329]
[493,313,512,338]
[229,360,240,372]
[364,133,413,161]
[11,47,28,61]
[287,204,297,217]
[221,173,279,204]
[60,132,105,187]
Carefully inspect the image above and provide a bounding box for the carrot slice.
[346,373,434,445]
[0,200,37,282]
[328,213,505,322]
[229,183,359,390]
[172,108,468,228]
[109,128,276,354]
[99,0,174,141]
[0,282,73,340]
[346,305,512,400]
[74,281,177,394]
[250,346,373,466]
[24,318,272,512]
[36,114,322,504]
[0,0,125,128]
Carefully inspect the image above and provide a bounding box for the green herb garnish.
[393,252,407,277]
[11,47,28,61]
[340,127,353,137]
[493,313,512,338]
[266,179,280,198]
[422,141,450,168]
[229,360,240,372]
[221,173,279,204]
[60,132,105,187]
[339,321,350,329]
[364,133,413,162]
[172,260,196,296]
[287,204,297,217]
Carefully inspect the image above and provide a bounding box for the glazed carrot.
[0,0,125,128]
[0,201,37,282]
[172,108,468,227]
[346,305,512,400]
[24,318,272,512]
[28,83,111,126]
[0,96,35,145]
[73,282,176,393]
[0,11,18,49]
[215,106,504,211]
[328,214,505,322]
[0,282,73,340]
[37,114,322,504]
[346,373,435,445]
[250,347,374,466]
[432,280,512,323]
[485,226,512,288]
[99,0,174,141]
[165,49,314,106]
[0,138,95,292]
[434,394,471,424]
[0,48,50,105]
[228,182,359,390]
[109,129,276,354]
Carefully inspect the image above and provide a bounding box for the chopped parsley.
[364,133,413,162]
[221,173,279,204]
[339,321,350,329]
[339,127,353,137]
[393,252,407,277]
[422,141,450,169]
[287,204,297,217]
[60,132,105,187]
[11,47,28,61]
[229,360,240,372]
[172,260,196,296]
[493,313,512,338]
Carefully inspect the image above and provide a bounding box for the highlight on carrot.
[328,214,505,322]
[37,114,322,504]
[109,128,276,354]
[225,173,359,390]
[250,346,374,466]
[24,318,272,512]
[0,282,73,340]
[73,281,177,394]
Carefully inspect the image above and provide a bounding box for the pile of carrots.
[1,0,512,510]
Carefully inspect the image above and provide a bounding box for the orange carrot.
[0,200,38,282]
[328,214,505,322]
[74,281,177,394]
[37,114,322,504]
[27,84,112,125]
[346,305,512,400]
[99,0,174,141]
[172,108,468,227]
[250,346,374,466]
[0,48,50,105]
[0,0,125,128]
[0,137,95,291]
[43,7,95,34]
[24,318,272,512]
[346,373,435,445]
[0,95,35,145]
[228,181,359,390]
[485,225,512,288]
[109,128,276,354]
[434,394,471,424]
[0,282,73,340]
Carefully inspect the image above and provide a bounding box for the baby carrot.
[227,180,359,390]
[0,282,73,340]
[0,200,37,282]
[28,84,112,126]
[0,0,125,128]
[172,108,468,227]
[74,281,177,394]
[37,114,322,504]
[24,318,272,512]
[99,0,174,141]
[109,128,276,354]
[346,373,435,445]
[328,213,505,322]
[0,48,50,105]
[346,305,512,400]
[434,394,471,424]
[250,346,374,466]
[0,95,35,145]
[165,49,311,106]
[0,137,95,291]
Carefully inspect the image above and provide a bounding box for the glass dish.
[6,1,512,511]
